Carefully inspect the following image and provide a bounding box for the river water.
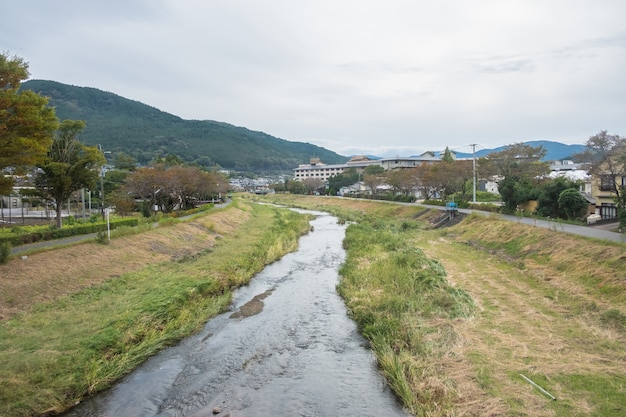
[65,210,409,417]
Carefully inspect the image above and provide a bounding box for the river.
[64,210,409,417]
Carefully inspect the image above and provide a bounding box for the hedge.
[0,218,139,247]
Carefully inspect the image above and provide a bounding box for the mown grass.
[0,202,311,417]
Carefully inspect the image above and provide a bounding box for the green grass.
[0,203,311,417]
[337,218,475,416]
[549,373,626,417]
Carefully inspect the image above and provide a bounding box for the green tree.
[536,176,581,218]
[113,152,137,171]
[498,176,535,212]
[153,154,184,166]
[285,179,306,194]
[328,168,359,191]
[441,146,455,163]
[0,53,58,193]
[35,120,105,227]
[558,188,587,220]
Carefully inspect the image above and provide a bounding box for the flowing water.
[65,210,409,417]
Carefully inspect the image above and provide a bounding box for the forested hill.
[21,80,348,173]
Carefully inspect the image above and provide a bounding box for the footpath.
[8,200,232,256]
[419,203,625,244]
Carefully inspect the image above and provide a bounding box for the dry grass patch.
[0,208,250,320]
[417,225,626,416]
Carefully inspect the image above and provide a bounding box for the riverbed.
[65,210,409,417]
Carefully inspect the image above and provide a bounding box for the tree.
[302,178,325,194]
[498,176,535,212]
[482,143,549,180]
[113,152,137,171]
[441,147,455,163]
[108,189,136,217]
[285,179,306,194]
[124,165,163,216]
[124,164,227,215]
[413,164,438,200]
[0,53,59,193]
[386,168,418,196]
[363,165,385,196]
[35,120,105,227]
[328,168,359,191]
[558,188,587,220]
[576,131,626,212]
[436,159,474,203]
[482,143,549,213]
[536,176,581,218]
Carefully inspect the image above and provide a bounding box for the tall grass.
[0,203,310,417]
[338,219,475,415]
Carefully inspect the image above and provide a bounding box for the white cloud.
[3,0,626,156]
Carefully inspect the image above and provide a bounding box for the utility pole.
[98,145,106,220]
[470,143,478,204]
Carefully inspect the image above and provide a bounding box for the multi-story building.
[590,170,625,220]
[293,153,442,181]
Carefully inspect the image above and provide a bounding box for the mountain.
[452,141,586,161]
[20,80,348,173]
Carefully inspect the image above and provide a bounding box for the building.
[293,153,442,181]
[589,168,625,221]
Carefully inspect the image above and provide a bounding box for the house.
[589,170,625,221]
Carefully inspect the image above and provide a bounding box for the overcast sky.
[3,0,626,157]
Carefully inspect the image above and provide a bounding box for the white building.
[293,154,442,181]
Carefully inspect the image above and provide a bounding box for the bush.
[94,231,109,245]
[0,218,139,247]
[0,242,11,264]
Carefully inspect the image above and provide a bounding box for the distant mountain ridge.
[21,80,585,171]
[450,141,586,161]
[21,80,348,173]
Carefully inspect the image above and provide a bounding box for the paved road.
[431,204,625,244]
[10,233,99,255]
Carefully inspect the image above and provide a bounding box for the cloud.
[3,0,626,156]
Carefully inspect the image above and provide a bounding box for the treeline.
[275,143,615,223]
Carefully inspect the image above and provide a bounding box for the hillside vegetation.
[20,80,347,172]
[256,194,626,417]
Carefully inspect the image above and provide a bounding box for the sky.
[3,0,626,157]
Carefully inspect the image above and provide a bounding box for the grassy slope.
[256,194,626,417]
[0,200,311,417]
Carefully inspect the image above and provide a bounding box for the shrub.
[0,218,139,247]
[94,231,109,245]
[0,242,11,264]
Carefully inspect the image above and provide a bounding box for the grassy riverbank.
[255,194,626,417]
[0,200,311,417]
